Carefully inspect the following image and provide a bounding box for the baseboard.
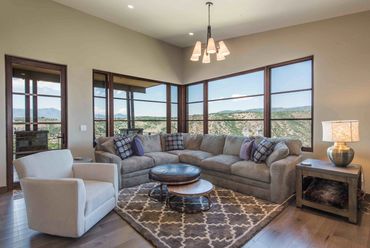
[0,186,8,194]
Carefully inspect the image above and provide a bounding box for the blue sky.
[13,60,312,118]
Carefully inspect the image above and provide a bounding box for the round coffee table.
[148,164,201,202]
[167,179,214,213]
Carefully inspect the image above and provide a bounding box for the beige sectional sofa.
[95,133,302,203]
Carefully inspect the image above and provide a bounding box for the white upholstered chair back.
[14,149,74,179]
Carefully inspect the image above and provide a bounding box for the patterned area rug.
[115,183,288,248]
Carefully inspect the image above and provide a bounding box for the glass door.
[6,56,67,189]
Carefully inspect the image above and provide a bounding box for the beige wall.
[0,0,183,187]
[183,11,370,192]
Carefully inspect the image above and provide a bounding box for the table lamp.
[322,120,359,167]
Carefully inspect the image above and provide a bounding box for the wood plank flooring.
[0,191,369,248]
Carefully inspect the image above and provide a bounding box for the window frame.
[185,56,314,152]
[92,70,179,140]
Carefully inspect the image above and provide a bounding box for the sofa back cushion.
[269,137,302,155]
[266,142,289,166]
[138,134,162,153]
[183,133,203,150]
[223,135,245,156]
[95,137,111,151]
[200,134,225,155]
[100,137,116,154]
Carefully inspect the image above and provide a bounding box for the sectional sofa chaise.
[95,134,302,203]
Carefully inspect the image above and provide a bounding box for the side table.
[296,159,361,223]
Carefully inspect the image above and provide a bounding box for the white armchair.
[14,149,118,238]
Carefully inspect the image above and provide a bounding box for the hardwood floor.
[0,191,369,248]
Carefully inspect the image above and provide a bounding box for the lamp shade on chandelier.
[190,2,230,63]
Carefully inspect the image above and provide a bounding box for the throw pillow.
[100,137,116,154]
[253,138,275,163]
[165,133,185,151]
[132,137,144,156]
[114,135,133,160]
[265,142,289,166]
[239,138,254,160]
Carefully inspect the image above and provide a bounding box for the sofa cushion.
[144,152,179,165]
[84,180,115,215]
[179,150,213,166]
[200,154,240,174]
[165,133,184,151]
[114,135,134,160]
[183,133,203,150]
[200,134,225,155]
[100,137,116,154]
[138,134,162,153]
[121,156,155,174]
[132,137,144,156]
[266,142,289,167]
[239,138,254,160]
[167,149,194,156]
[252,138,274,163]
[269,138,302,155]
[223,135,245,156]
[231,161,270,183]
[95,137,111,151]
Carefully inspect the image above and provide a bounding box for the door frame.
[5,55,68,191]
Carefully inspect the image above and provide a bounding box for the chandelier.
[190,2,230,63]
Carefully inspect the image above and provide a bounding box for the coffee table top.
[149,163,201,185]
[168,179,214,196]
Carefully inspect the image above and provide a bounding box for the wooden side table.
[296,159,361,223]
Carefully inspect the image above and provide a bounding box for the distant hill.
[13,108,127,119]
[211,106,310,115]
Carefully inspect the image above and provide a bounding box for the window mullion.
[264,67,271,137]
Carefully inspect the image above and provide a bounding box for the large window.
[186,56,313,151]
[270,60,313,148]
[186,83,204,134]
[208,71,264,136]
[93,71,178,139]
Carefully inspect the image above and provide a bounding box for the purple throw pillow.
[239,138,255,160]
[132,137,144,156]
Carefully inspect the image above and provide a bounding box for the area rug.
[115,183,288,248]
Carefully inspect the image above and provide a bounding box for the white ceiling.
[54,0,370,47]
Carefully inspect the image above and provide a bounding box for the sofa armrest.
[95,151,122,189]
[270,155,302,203]
[73,163,118,200]
[20,178,86,237]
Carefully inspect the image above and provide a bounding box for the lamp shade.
[191,41,202,57]
[202,50,210,64]
[322,120,359,142]
[218,41,230,56]
[216,51,225,61]
[190,54,200,61]
[206,37,217,54]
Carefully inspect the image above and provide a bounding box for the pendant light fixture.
[190,2,230,63]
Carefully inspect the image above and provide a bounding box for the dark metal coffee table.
[148,163,201,202]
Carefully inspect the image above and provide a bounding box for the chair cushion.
[200,134,225,155]
[165,133,185,151]
[121,156,155,174]
[223,135,245,156]
[84,180,115,215]
[138,134,162,153]
[114,135,134,160]
[179,150,213,166]
[200,154,240,174]
[183,133,203,150]
[144,152,179,165]
[231,161,270,183]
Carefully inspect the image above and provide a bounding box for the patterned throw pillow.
[165,133,184,151]
[252,138,275,163]
[114,135,133,160]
